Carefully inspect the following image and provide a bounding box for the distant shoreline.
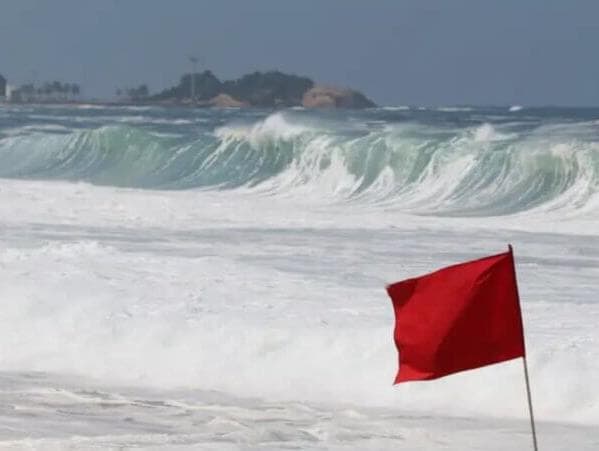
[1,98,371,109]
[3,70,377,109]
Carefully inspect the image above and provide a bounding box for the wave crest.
[0,112,598,217]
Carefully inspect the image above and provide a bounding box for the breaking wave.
[0,112,598,216]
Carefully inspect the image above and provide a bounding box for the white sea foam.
[381,105,411,111]
[214,112,311,144]
[72,104,107,110]
[0,106,598,448]
[436,106,474,112]
[473,122,501,142]
[0,181,596,417]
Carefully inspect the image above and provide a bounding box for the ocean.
[0,104,597,449]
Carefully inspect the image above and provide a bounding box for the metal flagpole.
[522,356,539,451]
[508,244,539,451]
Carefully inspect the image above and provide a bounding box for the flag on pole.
[387,249,525,384]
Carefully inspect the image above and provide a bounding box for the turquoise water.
[0,104,597,448]
[1,105,598,216]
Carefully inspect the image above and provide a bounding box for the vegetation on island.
[152,70,376,108]
[9,81,81,103]
[1,70,376,108]
[116,84,149,102]
[152,70,316,107]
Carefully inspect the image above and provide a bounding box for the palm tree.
[22,84,35,102]
[63,83,71,101]
[138,84,149,99]
[51,81,61,101]
[43,82,52,101]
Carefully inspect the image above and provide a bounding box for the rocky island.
[152,70,376,109]
[2,70,376,109]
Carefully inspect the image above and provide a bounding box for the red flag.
[387,247,525,384]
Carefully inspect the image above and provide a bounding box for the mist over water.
[0,105,598,449]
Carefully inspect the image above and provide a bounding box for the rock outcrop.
[206,93,248,108]
[302,85,376,109]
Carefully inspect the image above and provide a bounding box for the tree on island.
[151,69,375,108]
[153,70,313,107]
[222,71,313,107]
[153,71,221,102]
[128,84,149,100]
[9,80,81,103]
[116,84,150,102]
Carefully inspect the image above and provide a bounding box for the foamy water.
[0,104,598,449]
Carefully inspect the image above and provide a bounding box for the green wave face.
[1,109,598,216]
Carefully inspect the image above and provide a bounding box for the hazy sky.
[2,0,599,106]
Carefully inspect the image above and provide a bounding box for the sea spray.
[0,110,597,216]
[0,106,598,447]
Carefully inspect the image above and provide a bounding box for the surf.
[1,110,598,219]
